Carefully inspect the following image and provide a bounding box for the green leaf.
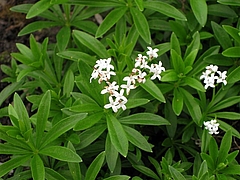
[217,0,240,6]
[227,66,240,84]
[134,0,144,11]
[74,112,104,131]
[123,125,152,152]
[103,175,131,180]
[222,47,240,57]
[96,7,127,38]
[57,26,71,51]
[130,7,151,44]
[169,165,186,180]
[0,155,31,177]
[143,1,186,21]
[132,165,160,180]
[0,143,31,154]
[76,124,106,150]
[69,103,102,113]
[140,79,165,103]
[18,21,60,36]
[57,50,96,65]
[45,167,66,180]
[172,88,183,116]
[211,21,232,50]
[209,96,240,113]
[161,70,178,82]
[218,130,232,164]
[190,0,207,27]
[179,88,202,125]
[209,137,219,163]
[73,30,108,58]
[36,91,51,147]
[13,93,31,131]
[85,151,106,180]
[0,81,23,107]
[68,0,125,7]
[170,33,181,56]
[106,113,128,157]
[223,25,240,43]
[67,142,82,180]
[209,112,240,120]
[204,54,234,66]
[119,113,170,126]
[26,0,51,18]
[171,49,185,73]
[220,165,240,175]
[63,69,74,97]
[126,98,149,109]
[197,160,208,179]
[105,134,119,173]
[218,120,240,138]
[184,77,206,92]
[31,154,45,180]
[40,146,82,162]
[40,113,87,148]
[208,4,237,18]
[184,31,200,61]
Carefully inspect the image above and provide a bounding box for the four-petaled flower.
[146,47,159,59]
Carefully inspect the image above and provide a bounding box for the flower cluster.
[200,65,227,89]
[90,47,165,113]
[203,119,220,135]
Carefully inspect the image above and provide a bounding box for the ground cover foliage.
[1,0,240,179]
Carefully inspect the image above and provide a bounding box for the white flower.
[101,81,119,95]
[206,64,218,74]
[216,71,227,85]
[104,96,119,113]
[121,82,136,95]
[146,47,159,59]
[135,54,148,68]
[149,62,165,81]
[204,119,220,135]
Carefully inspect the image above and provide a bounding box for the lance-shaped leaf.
[119,113,170,126]
[74,112,104,131]
[217,0,240,6]
[57,26,71,52]
[140,79,165,103]
[190,0,207,27]
[172,88,183,116]
[40,146,82,162]
[45,167,66,180]
[217,130,232,164]
[106,113,128,157]
[169,165,186,180]
[179,88,202,125]
[0,155,31,177]
[222,47,240,57]
[73,30,108,58]
[123,125,152,152]
[85,151,106,180]
[18,21,60,36]
[26,0,51,19]
[36,90,51,147]
[96,7,128,38]
[31,154,45,180]
[40,113,87,148]
[13,93,31,131]
[132,165,160,180]
[67,142,82,180]
[105,134,118,173]
[143,1,186,21]
[130,7,151,44]
[184,77,206,92]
